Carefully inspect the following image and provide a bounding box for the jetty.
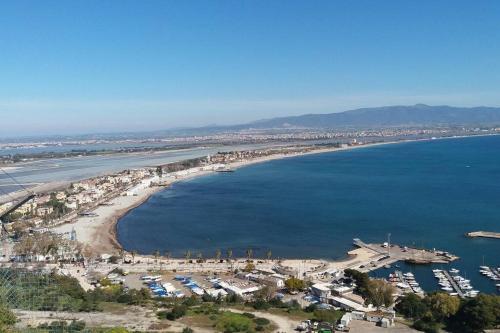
[352,238,458,269]
[466,231,500,239]
[442,270,465,298]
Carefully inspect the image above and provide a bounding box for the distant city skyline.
[1,1,500,137]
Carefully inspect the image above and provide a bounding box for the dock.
[466,231,500,239]
[352,238,458,269]
[442,270,465,298]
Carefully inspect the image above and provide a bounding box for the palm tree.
[266,249,272,262]
[131,250,138,264]
[226,249,233,261]
[197,252,203,262]
[215,249,222,262]
[246,248,253,261]
[164,250,171,262]
[153,249,160,270]
[185,250,191,262]
[118,249,124,264]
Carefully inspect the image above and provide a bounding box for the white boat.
[449,268,460,274]
[441,286,453,292]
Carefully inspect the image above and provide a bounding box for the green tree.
[215,249,222,261]
[451,294,500,333]
[130,250,137,264]
[185,250,191,261]
[227,249,233,261]
[285,277,305,292]
[266,249,272,261]
[395,293,429,320]
[153,249,160,263]
[427,292,460,322]
[246,248,253,260]
[244,262,255,272]
[366,279,396,308]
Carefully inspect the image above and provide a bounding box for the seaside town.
[0,140,498,333]
[2,126,500,165]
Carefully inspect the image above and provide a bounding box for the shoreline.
[54,134,496,257]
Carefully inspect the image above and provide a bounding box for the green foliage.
[105,328,130,333]
[215,312,253,333]
[366,279,395,308]
[427,292,460,321]
[449,294,500,333]
[225,293,244,304]
[313,309,343,323]
[182,328,194,333]
[252,298,270,310]
[395,293,429,320]
[396,293,500,333]
[166,304,187,321]
[284,277,305,292]
[37,320,88,332]
[0,304,16,328]
[304,303,317,313]
[344,269,371,299]
[413,320,441,333]
[253,317,270,326]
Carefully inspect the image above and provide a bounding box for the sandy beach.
[52,140,402,256]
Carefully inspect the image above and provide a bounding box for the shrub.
[216,312,252,333]
[167,305,187,321]
[252,298,270,310]
[254,317,270,326]
[242,312,255,318]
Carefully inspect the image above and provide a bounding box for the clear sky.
[1,0,500,137]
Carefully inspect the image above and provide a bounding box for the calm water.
[118,136,500,293]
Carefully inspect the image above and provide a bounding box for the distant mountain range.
[4,104,500,142]
[236,104,500,130]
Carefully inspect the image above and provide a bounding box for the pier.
[466,231,500,239]
[442,270,465,298]
[352,238,458,272]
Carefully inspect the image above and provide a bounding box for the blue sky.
[1,0,500,136]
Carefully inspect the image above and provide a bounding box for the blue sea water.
[117,135,500,294]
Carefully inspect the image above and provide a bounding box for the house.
[246,273,285,289]
[311,283,332,300]
[217,280,261,297]
[36,206,53,217]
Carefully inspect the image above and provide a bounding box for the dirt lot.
[348,320,419,333]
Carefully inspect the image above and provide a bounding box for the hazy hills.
[241,104,500,129]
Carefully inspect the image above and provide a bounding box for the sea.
[117,135,500,294]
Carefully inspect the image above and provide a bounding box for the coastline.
[53,139,405,255]
[53,134,497,256]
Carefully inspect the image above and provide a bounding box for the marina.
[433,269,479,298]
